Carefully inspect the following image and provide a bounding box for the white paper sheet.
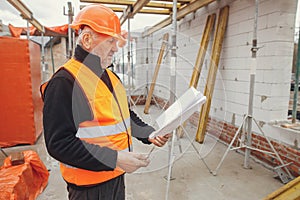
[149,87,206,139]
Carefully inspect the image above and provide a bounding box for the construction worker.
[41,4,170,200]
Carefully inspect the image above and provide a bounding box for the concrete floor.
[0,105,284,200]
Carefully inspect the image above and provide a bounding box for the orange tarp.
[0,37,43,147]
[8,24,69,37]
[0,150,49,200]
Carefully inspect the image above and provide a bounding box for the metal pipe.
[244,0,258,169]
[122,47,125,83]
[169,0,177,104]
[64,2,73,58]
[68,2,73,58]
[166,1,177,200]
[131,41,134,87]
[146,35,149,94]
[292,26,300,123]
[26,20,30,39]
[50,37,55,74]
[41,32,45,72]
[127,18,131,98]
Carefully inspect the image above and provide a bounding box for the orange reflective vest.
[41,58,132,186]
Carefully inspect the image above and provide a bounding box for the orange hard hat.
[71,4,126,47]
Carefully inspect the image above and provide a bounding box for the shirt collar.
[73,45,104,77]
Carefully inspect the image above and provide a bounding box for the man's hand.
[148,134,171,147]
[116,151,150,173]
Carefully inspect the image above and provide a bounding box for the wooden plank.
[142,0,216,37]
[152,0,191,3]
[190,13,216,88]
[177,13,216,137]
[263,175,300,200]
[7,0,44,33]
[120,0,150,24]
[144,33,169,114]
[280,123,300,129]
[195,6,229,143]
[80,0,177,9]
[80,0,134,5]
[110,6,171,15]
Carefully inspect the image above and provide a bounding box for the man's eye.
[109,39,117,43]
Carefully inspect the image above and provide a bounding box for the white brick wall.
[134,0,297,143]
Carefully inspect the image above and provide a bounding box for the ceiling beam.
[7,0,44,33]
[28,17,44,33]
[151,0,191,4]
[110,6,171,15]
[142,0,216,37]
[7,0,32,19]
[120,0,150,25]
[80,0,178,9]
[80,0,133,6]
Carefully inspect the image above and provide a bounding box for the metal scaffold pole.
[213,0,293,184]
[127,18,132,101]
[244,0,259,169]
[165,1,177,200]
[64,2,74,58]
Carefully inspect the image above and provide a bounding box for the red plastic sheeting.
[0,150,49,200]
[8,24,69,37]
[0,37,43,147]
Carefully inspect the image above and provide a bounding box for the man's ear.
[81,32,92,50]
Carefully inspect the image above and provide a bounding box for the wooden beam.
[144,33,169,114]
[110,6,171,15]
[120,0,150,25]
[263,175,300,200]
[152,0,191,3]
[195,6,229,143]
[143,17,171,36]
[142,0,216,37]
[81,0,178,9]
[7,0,32,20]
[177,13,216,138]
[7,0,44,33]
[29,17,44,33]
[189,14,216,87]
[80,0,133,6]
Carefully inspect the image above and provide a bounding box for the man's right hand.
[116,151,150,173]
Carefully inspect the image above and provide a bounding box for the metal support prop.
[122,47,125,84]
[64,2,74,58]
[127,18,132,101]
[131,41,134,88]
[41,32,45,71]
[243,0,259,169]
[292,23,300,123]
[146,35,149,95]
[50,36,55,74]
[165,1,177,200]
[26,21,30,39]
[212,1,293,183]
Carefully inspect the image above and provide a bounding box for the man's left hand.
[148,134,171,147]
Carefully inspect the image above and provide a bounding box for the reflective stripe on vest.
[76,117,130,138]
[58,58,132,186]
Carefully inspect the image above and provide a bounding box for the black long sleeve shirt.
[42,45,154,174]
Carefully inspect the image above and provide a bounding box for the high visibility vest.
[41,58,132,186]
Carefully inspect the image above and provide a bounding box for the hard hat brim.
[71,24,126,47]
